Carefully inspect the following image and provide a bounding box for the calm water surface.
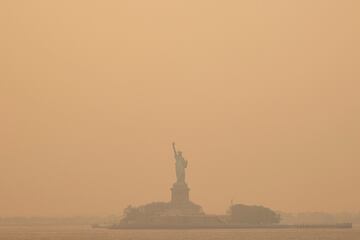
[0,225,359,240]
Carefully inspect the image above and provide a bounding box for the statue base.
[168,182,204,216]
[171,182,190,204]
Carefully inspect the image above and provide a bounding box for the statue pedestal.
[171,182,190,204]
[169,182,204,216]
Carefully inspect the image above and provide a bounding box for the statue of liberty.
[172,142,188,183]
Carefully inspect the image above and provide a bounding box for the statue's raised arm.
[172,142,177,156]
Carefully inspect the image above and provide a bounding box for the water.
[0,225,359,240]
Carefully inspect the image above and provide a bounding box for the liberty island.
[94,143,352,229]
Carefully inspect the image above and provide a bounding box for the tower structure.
[169,143,203,215]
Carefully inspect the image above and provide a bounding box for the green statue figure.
[172,142,188,183]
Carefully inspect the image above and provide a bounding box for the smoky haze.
[0,0,359,217]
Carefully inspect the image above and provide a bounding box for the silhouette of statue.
[172,142,188,183]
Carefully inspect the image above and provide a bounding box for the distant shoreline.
[95,223,352,230]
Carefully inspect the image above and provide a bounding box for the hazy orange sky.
[1,0,359,216]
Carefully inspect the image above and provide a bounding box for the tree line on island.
[122,202,281,225]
